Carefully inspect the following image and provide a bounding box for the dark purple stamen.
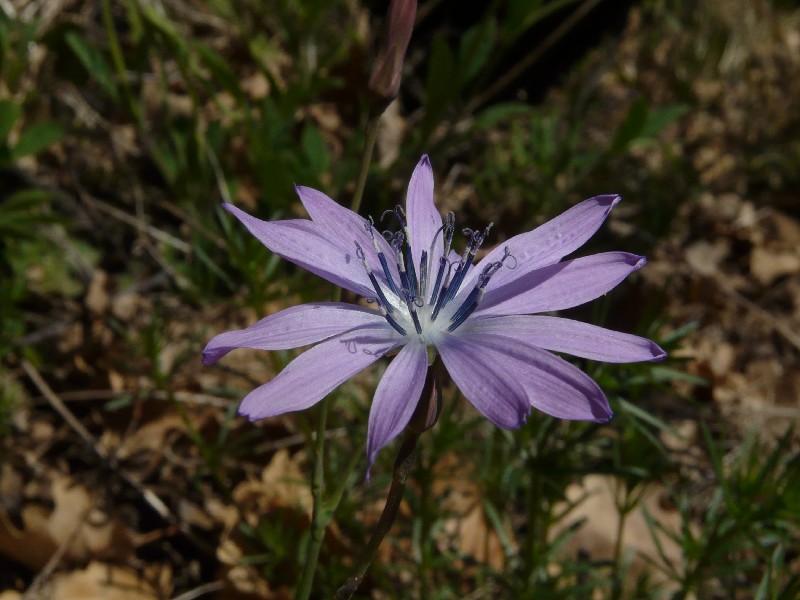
[428,256,448,307]
[383,309,407,336]
[418,250,428,299]
[364,218,402,298]
[430,260,456,321]
[448,247,512,331]
[439,224,492,308]
[355,242,394,314]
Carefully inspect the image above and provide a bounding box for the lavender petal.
[474,252,645,316]
[443,328,612,422]
[365,342,428,481]
[436,334,531,429]
[405,155,443,269]
[202,302,387,365]
[238,326,401,421]
[463,315,666,363]
[463,194,620,291]
[294,185,399,283]
[223,203,374,297]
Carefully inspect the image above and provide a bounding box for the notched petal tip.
[594,409,613,423]
[238,393,269,422]
[201,349,222,365]
[420,154,430,166]
[587,193,621,210]
[293,183,310,196]
[201,339,230,365]
[650,342,668,362]
[585,397,613,423]
[238,405,260,422]
[631,255,647,270]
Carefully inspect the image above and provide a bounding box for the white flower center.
[354,208,513,345]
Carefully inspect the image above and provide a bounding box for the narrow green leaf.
[458,18,498,84]
[0,99,21,141]
[609,97,649,155]
[473,102,533,129]
[643,104,689,138]
[301,123,329,175]
[64,31,119,102]
[423,36,456,135]
[11,122,64,159]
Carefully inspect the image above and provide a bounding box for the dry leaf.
[48,562,160,600]
[553,476,686,589]
[750,246,800,285]
[0,471,133,570]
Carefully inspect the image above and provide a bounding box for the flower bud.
[407,357,442,434]
[368,0,417,110]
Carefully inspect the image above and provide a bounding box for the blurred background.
[1,0,798,598]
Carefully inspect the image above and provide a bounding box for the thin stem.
[418,453,432,599]
[100,0,141,125]
[350,115,381,215]
[463,0,603,115]
[336,430,421,600]
[295,108,381,600]
[611,499,627,599]
[295,399,330,600]
[336,361,441,599]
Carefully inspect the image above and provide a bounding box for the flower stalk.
[336,362,442,599]
[296,97,383,600]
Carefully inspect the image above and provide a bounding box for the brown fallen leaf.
[431,453,516,572]
[48,562,161,600]
[0,470,133,571]
[750,246,800,285]
[553,475,687,592]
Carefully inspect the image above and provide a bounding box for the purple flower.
[203,155,666,478]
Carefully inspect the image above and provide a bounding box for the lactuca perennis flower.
[203,156,666,478]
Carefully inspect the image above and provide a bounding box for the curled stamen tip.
[391,231,405,249]
[354,241,366,260]
[503,246,517,269]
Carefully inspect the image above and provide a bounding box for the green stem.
[100,0,141,125]
[611,500,627,599]
[295,111,381,600]
[526,468,543,579]
[295,400,330,600]
[336,360,441,599]
[336,430,421,600]
[350,115,380,215]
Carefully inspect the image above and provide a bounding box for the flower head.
[203,156,666,479]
